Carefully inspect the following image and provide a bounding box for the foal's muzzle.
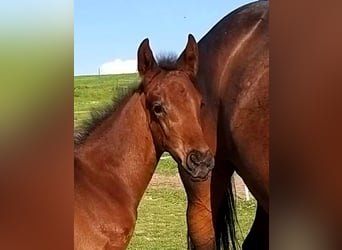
[185,150,214,181]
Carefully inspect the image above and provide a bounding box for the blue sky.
[75,0,252,75]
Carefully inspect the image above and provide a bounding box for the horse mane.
[74,82,141,146]
[156,53,197,83]
[156,53,179,71]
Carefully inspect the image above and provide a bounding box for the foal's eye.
[151,102,164,116]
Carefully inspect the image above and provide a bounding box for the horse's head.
[137,34,214,181]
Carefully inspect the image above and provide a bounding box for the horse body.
[74,36,214,249]
[74,93,158,250]
[178,1,269,249]
[198,0,269,210]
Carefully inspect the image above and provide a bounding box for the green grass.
[155,154,179,176]
[74,74,139,128]
[128,186,256,250]
[74,74,256,249]
[128,187,187,250]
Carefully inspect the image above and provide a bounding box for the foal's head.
[137,34,214,181]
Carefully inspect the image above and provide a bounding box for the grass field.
[74,74,139,128]
[74,74,256,249]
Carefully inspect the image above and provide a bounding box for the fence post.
[244,185,250,201]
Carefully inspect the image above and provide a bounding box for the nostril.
[185,150,214,178]
[187,150,202,170]
[190,154,196,163]
[190,151,200,163]
[189,150,204,165]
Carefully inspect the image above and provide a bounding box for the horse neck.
[75,92,159,209]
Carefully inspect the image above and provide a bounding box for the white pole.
[245,185,250,201]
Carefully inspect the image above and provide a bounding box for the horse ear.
[137,38,158,79]
[177,34,198,77]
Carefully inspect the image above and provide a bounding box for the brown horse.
[74,36,214,249]
[177,1,269,249]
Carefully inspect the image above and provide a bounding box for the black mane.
[156,53,179,71]
[157,53,196,83]
[74,82,140,146]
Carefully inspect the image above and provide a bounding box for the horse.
[74,35,215,249]
[176,1,269,249]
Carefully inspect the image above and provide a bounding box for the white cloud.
[99,59,137,75]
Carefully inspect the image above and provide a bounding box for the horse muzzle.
[184,150,215,181]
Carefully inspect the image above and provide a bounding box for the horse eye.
[152,102,164,116]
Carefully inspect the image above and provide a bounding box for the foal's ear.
[137,38,158,78]
[177,34,198,77]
